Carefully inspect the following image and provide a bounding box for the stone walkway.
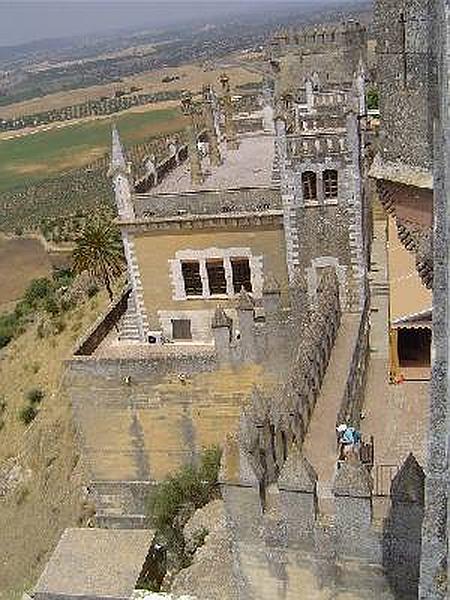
[361,219,429,497]
[302,312,361,513]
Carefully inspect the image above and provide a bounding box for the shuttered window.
[172,319,192,340]
[181,261,202,296]
[206,259,227,295]
[302,171,317,201]
[231,258,252,293]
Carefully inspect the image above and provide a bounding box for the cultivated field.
[0,63,260,120]
[0,106,186,191]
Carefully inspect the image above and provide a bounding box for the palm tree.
[72,221,124,302]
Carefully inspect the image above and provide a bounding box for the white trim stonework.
[169,247,264,300]
[122,231,149,341]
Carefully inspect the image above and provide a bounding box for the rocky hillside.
[0,288,109,600]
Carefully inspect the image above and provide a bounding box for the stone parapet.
[73,287,131,356]
[337,297,370,427]
[133,186,282,220]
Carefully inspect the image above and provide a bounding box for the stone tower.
[275,82,368,312]
[109,126,149,341]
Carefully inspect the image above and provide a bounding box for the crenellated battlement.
[271,20,367,55]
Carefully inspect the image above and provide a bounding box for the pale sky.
[0,1,362,48]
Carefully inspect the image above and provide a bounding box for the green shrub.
[87,283,99,298]
[26,388,45,405]
[0,312,21,348]
[146,445,221,579]
[148,445,221,533]
[44,295,60,316]
[367,87,379,110]
[0,331,13,349]
[24,278,53,307]
[19,404,38,425]
[53,268,74,288]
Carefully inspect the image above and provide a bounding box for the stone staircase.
[91,480,151,529]
[118,295,140,342]
[372,196,387,222]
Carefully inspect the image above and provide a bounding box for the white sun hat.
[337,424,347,433]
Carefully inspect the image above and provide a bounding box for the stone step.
[95,512,148,529]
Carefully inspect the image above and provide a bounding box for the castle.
[29,4,450,599]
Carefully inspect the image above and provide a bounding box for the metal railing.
[374,463,399,497]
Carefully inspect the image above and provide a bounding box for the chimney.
[237,288,256,362]
[212,306,232,363]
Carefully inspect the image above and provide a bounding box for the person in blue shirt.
[337,424,361,460]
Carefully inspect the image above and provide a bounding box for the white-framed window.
[169,248,263,300]
[323,169,338,199]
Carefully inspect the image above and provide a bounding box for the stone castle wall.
[337,295,370,426]
[221,270,342,492]
[221,435,425,598]
[375,0,438,171]
[133,186,281,220]
[419,1,450,597]
[270,21,367,89]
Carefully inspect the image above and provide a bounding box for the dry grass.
[0,63,260,120]
[0,236,52,312]
[0,291,109,599]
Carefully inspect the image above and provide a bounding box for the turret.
[180,92,204,185]
[108,125,134,221]
[202,85,222,167]
[219,73,239,151]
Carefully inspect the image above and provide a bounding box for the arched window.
[302,171,317,201]
[323,169,338,199]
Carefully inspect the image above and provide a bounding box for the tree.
[72,221,124,302]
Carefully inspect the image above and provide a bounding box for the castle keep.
[29,9,450,600]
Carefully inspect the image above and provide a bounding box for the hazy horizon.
[0,0,368,48]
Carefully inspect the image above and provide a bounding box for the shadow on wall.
[382,453,425,600]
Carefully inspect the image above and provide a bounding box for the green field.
[0,107,185,192]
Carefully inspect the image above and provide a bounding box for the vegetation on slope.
[0,284,109,599]
[146,446,222,590]
[0,271,76,349]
